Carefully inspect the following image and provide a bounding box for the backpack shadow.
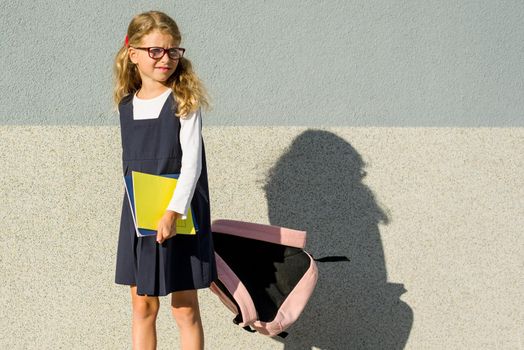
[260,129,413,349]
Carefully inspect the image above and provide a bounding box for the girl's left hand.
[157,210,180,244]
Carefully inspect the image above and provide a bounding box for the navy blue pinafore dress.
[114,92,217,296]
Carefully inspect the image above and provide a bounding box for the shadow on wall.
[260,130,413,350]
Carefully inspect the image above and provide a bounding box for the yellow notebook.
[132,171,197,235]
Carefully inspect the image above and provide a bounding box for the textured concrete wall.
[1,1,523,349]
[1,126,522,349]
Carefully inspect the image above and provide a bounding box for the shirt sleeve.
[166,107,203,220]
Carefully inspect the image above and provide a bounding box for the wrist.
[166,210,181,219]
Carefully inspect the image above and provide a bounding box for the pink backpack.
[209,219,349,338]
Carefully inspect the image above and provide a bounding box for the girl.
[112,10,217,350]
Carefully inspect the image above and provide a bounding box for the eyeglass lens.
[149,48,183,59]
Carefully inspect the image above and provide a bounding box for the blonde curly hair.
[112,10,211,118]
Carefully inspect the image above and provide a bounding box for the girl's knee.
[171,306,200,327]
[133,299,160,320]
[130,286,160,319]
[171,290,201,326]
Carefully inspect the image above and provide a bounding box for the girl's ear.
[128,48,138,64]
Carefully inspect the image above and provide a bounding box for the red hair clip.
[124,34,129,48]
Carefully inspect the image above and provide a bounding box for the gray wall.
[1,2,523,349]
[1,1,523,126]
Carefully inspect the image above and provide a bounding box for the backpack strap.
[212,219,307,248]
[238,324,288,339]
[241,325,257,333]
[313,255,350,262]
[215,253,258,325]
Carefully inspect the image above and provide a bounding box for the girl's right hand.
[156,210,180,244]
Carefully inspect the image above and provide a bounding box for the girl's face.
[128,30,180,88]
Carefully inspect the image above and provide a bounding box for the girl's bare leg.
[171,289,204,350]
[130,285,160,350]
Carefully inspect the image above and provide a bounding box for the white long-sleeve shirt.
[132,87,202,220]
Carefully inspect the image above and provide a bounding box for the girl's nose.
[160,51,171,63]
